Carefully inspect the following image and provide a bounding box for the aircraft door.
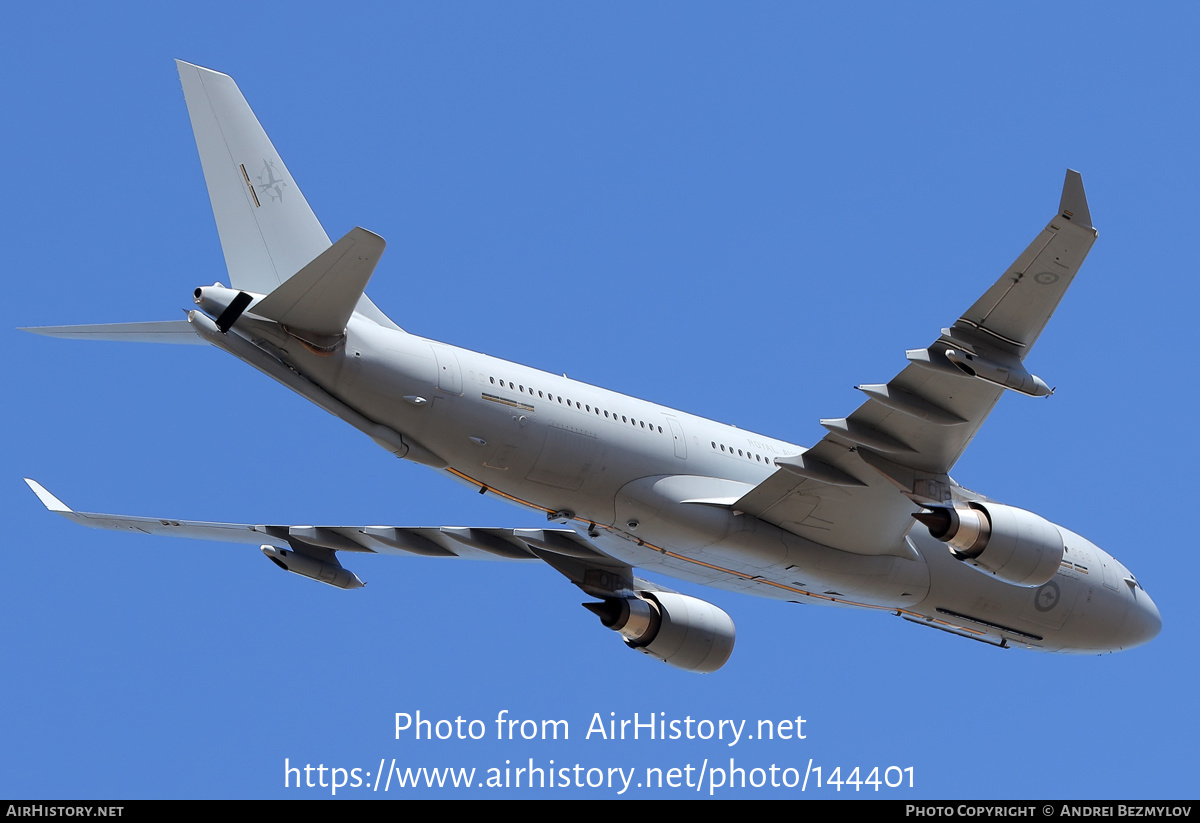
[526,424,598,491]
[431,345,463,396]
[666,417,687,459]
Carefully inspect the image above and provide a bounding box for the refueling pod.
[260,545,365,590]
[943,348,1053,397]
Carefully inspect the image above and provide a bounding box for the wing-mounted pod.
[941,348,1053,397]
[904,170,1098,401]
[260,545,364,590]
[905,341,1054,398]
[913,502,1064,586]
[584,591,735,673]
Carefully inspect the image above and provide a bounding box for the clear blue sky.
[3,3,1196,799]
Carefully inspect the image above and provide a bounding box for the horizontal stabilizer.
[20,320,206,345]
[251,227,385,342]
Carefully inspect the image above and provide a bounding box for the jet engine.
[584,591,735,673]
[914,503,1064,586]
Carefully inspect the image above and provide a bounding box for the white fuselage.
[242,311,1161,654]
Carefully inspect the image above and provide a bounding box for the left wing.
[735,171,1099,557]
[25,479,634,594]
[26,479,736,671]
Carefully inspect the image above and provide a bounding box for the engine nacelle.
[915,503,1064,586]
[585,591,735,673]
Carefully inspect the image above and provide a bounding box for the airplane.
[23,61,1161,673]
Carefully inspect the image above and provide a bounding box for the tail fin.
[177,61,398,329]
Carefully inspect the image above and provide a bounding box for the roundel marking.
[1034,580,1061,612]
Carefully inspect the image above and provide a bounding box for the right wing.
[735,171,1099,557]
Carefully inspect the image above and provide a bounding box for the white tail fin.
[177,61,398,329]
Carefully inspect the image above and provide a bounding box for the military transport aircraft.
[23,62,1161,672]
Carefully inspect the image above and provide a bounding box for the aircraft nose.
[1121,587,1162,650]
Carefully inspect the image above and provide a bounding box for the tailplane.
[252,227,386,349]
[20,320,204,345]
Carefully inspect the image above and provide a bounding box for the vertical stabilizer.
[176,61,398,329]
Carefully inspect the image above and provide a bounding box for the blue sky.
[3,3,1197,799]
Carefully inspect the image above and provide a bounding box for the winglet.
[1059,169,1092,230]
[24,479,72,513]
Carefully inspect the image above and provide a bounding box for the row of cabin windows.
[712,440,776,465]
[488,376,664,434]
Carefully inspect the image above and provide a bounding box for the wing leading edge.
[735,171,1099,557]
